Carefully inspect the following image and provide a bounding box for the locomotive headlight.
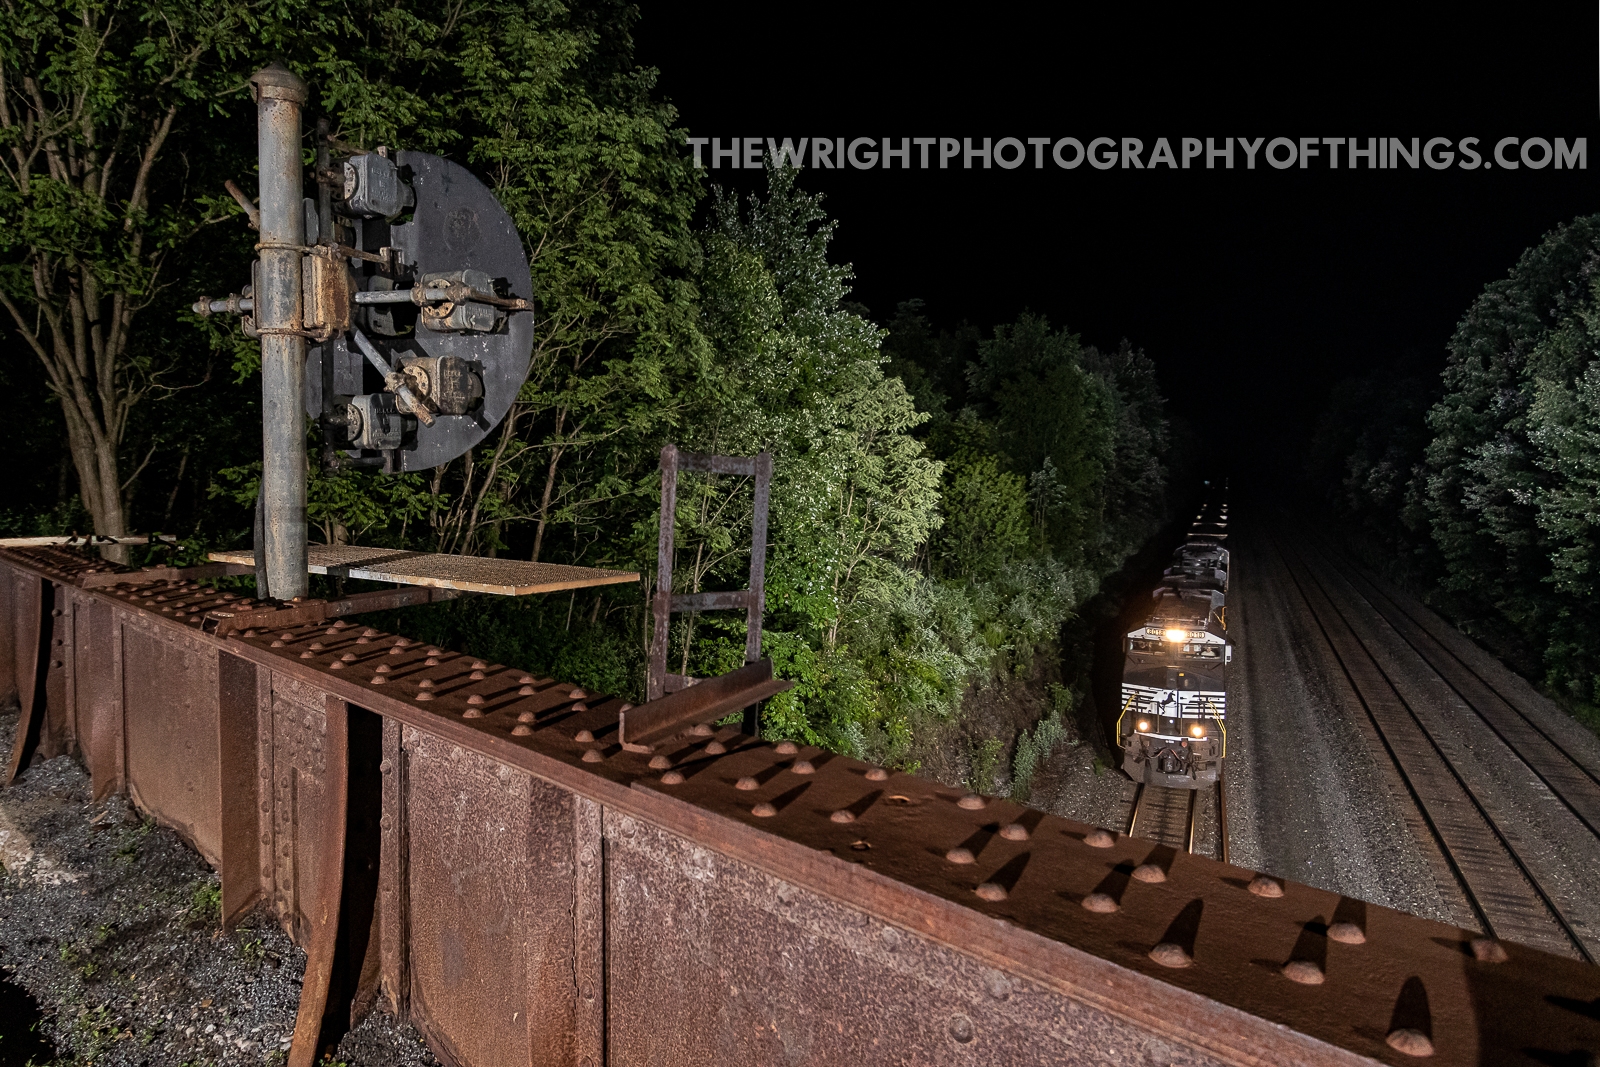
[1136,719,1150,732]
[1163,628,1186,643]
[1190,723,1205,738]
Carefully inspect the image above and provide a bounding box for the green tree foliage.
[935,452,1030,579]
[671,168,945,755]
[1420,216,1600,694]
[1311,214,1600,725]
[0,0,1182,764]
[873,307,1173,757]
[295,0,707,561]
[968,315,1119,563]
[1303,356,1439,565]
[1530,357,1600,711]
[0,0,279,547]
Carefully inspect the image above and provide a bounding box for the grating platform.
[209,544,638,597]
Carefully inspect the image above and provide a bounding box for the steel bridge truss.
[1,544,1596,1067]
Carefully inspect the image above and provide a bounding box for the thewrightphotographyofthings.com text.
[685,136,1587,171]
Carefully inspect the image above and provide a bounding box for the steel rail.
[1308,533,1600,827]
[1186,788,1199,854]
[1273,529,1594,962]
[1261,531,1493,930]
[1216,769,1230,865]
[1125,783,1200,853]
[1125,781,1146,836]
[1295,535,1600,960]
[1292,534,1600,959]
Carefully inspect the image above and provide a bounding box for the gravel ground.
[0,708,439,1066]
[1225,517,1474,925]
[1296,534,1600,957]
[1027,732,1139,833]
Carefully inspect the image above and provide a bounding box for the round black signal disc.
[304,150,534,470]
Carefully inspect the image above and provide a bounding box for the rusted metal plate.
[619,659,790,750]
[289,694,350,1067]
[253,662,278,928]
[263,669,337,943]
[208,545,638,597]
[203,584,464,636]
[39,581,70,763]
[622,741,1499,1065]
[71,591,122,801]
[401,725,595,1067]
[80,561,253,588]
[121,614,223,863]
[5,569,43,784]
[4,552,1600,1067]
[219,651,262,925]
[0,544,128,594]
[604,810,1266,1067]
[0,562,16,708]
[571,794,604,1065]
[217,617,1600,1067]
[641,736,1600,1066]
[379,716,412,1021]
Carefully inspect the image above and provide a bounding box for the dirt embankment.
[904,512,1199,834]
[906,653,1135,835]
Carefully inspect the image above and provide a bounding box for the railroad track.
[1312,537,1600,841]
[1268,527,1598,962]
[1125,773,1229,861]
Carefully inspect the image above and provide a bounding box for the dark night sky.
[632,6,1599,471]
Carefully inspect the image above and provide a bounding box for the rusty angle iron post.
[4,571,44,785]
[648,444,679,703]
[647,444,774,719]
[288,694,349,1067]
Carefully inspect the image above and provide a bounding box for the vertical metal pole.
[745,452,771,664]
[648,444,678,702]
[743,451,772,736]
[250,62,309,601]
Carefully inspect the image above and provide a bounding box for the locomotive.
[1118,495,1231,789]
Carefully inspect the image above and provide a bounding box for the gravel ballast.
[0,708,438,1066]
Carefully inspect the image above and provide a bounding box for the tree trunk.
[50,369,129,561]
[530,408,566,562]
[1,50,190,566]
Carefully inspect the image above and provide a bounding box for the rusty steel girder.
[2,545,1598,1067]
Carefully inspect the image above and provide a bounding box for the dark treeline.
[1308,214,1600,733]
[0,0,1179,770]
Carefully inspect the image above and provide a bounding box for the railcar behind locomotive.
[1118,497,1231,790]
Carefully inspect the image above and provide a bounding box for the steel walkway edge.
[1,546,1596,1067]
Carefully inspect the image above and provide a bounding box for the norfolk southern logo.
[686,136,1587,172]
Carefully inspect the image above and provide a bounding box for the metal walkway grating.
[208,544,638,596]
